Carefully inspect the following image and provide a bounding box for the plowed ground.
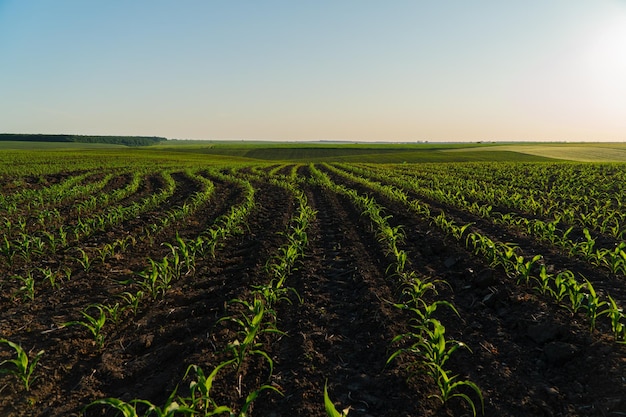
[0,167,624,417]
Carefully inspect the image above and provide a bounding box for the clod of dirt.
[543,341,579,365]
[482,291,498,307]
[527,323,565,344]
[474,268,498,288]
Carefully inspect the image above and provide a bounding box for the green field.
[3,139,626,162]
[147,140,626,162]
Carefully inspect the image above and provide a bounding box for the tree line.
[0,134,167,147]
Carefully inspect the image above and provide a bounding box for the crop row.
[309,165,483,416]
[327,163,626,343]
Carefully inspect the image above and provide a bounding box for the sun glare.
[582,13,626,111]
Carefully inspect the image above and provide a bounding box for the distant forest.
[0,134,167,146]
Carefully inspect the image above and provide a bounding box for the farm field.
[0,147,625,416]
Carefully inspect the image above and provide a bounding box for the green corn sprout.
[86,395,194,417]
[183,361,235,415]
[564,277,586,314]
[603,296,626,342]
[238,384,283,417]
[219,297,283,374]
[63,304,107,349]
[162,242,183,278]
[532,265,553,296]
[13,272,35,301]
[74,247,93,272]
[0,235,15,265]
[0,338,44,391]
[581,279,607,331]
[552,271,574,302]
[324,380,350,417]
[413,319,468,369]
[120,291,144,316]
[39,266,61,290]
[428,363,484,417]
[101,302,126,326]
[514,254,542,285]
[174,233,196,275]
[137,258,174,300]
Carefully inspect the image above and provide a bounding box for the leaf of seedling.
[63,304,107,348]
[0,338,44,391]
[324,380,350,417]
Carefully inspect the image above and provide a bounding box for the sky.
[1,1,626,142]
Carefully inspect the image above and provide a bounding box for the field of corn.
[0,150,625,417]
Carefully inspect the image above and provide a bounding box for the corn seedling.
[428,363,484,417]
[63,304,107,349]
[0,338,44,391]
[323,380,350,417]
[513,254,542,285]
[39,266,61,290]
[581,279,607,331]
[0,235,15,265]
[565,277,586,314]
[413,319,468,369]
[74,247,93,272]
[13,272,35,301]
[120,290,144,316]
[137,257,174,300]
[602,296,626,343]
[85,395,194,417]
[531,265,553,296]
[551,270,574,303]
[252,281,300,307]
[101,302,126,326]
[182,361,281,417]
[219,297,283,375]
[182,361,235,415]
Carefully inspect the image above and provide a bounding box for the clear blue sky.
[2,1,626,141]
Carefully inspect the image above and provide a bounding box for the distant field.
[485,143,626,162]
[152,141,559,162]
[4,140,626,162]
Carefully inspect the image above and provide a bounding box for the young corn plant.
[63,304,107,349]
[181,361,236,415]
[12,272,35,302]
[85,395,194,417]
[531,265,554,296]
[581,279,607,331]
[388,318,482,416]
[551,270,576,303]
[252,281,300,308]
[137,257,174,300]
[570,228,596,260]
[513,254,542,285]
[182,361,281,417]
[0,235,16,266]
[564,277,586,314]
[324,380,350,417]
[428,363,484,417]
[412,319,469,370]
[218,297,283,375]
[119,290,144,316]
[101,302,127,326]
[39,266,62,290]
[74,247,93,272]
[602,296,626,343]
[0,338,44,392]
